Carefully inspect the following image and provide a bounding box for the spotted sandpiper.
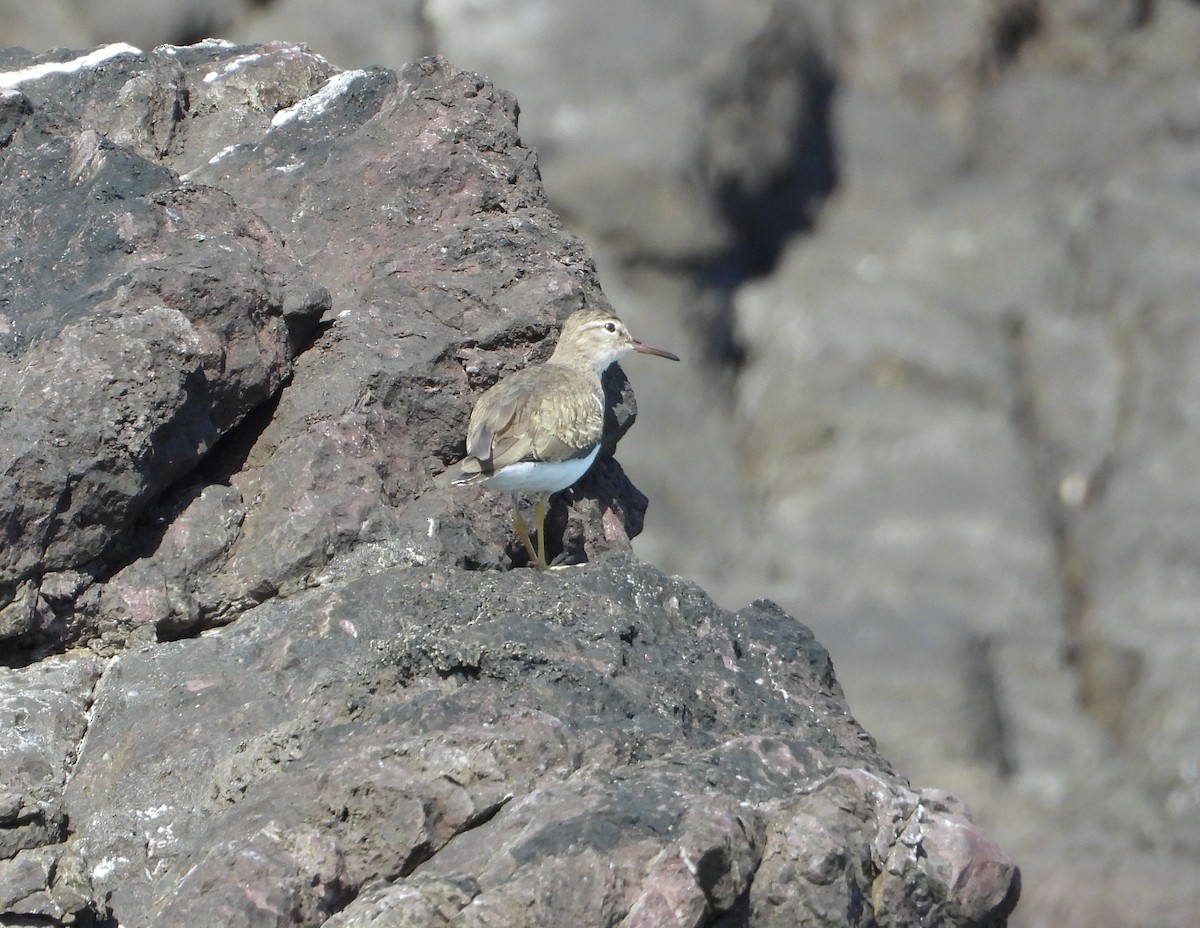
[437,307,679,569]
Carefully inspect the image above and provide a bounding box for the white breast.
[480,445,601,494]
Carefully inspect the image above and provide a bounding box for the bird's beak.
[632,339,680,362]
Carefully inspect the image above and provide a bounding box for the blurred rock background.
[4,1,1200,925]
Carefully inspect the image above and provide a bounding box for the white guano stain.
[0,43,142,89]
[201,53,264,84]
[271,70,370,128]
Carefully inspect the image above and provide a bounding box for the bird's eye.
[604,322,616,333]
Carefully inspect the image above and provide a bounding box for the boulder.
[0,43,642,656]
[60,557,1016,927]
[0,40,1017,928]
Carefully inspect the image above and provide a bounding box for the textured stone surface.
[0,37,1018,928]
[427,0,836,271]
[32,2,1200,921]
[710,8,1200,928]
[0,113,327,599]
[0,3,1193,923]
[0,657,101,860]
[0,43,646,659]
[55,557,1014,927]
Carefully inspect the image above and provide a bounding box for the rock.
[971,71,1176,186]
[0,848,55,914]
[321,875,479,928]
[754,780,1019,927]
[0,657,102,859]
[0,42,332,652]
[56,556,1015,927]
[0,845,94,923]
[426,0,837,269]
[836,0,1040,135]
[1058,168,1200,855]
[0,43,647,656]
[0,4,1192,925]
[0,36,1018,928]
[715,13,1200,926]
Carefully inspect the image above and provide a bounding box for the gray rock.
[710,14,1200,926]
[424,0,837,267]
[58,557,1015,927]
[0,35,1019,928]
[0,43,331,651]
[0,44,649,656]
[0,3,1185,925]
[836,0,1039,136]
[0,844,93,923]
[0,657,101,859]
[1058,170,1200,855]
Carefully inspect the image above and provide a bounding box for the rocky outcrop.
[57,561,1013,927]
[0,41,1016,928]
[395,5,1200,922]
[0,42,644,657]
[6,3,1200,926]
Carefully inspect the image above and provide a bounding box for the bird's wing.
[466,367,602,471]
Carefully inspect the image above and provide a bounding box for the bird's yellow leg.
[532,492,550,570]
[511,495,539,565]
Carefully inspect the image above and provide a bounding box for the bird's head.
[550,308,680,373]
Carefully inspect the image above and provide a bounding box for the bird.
[437,307,679,569]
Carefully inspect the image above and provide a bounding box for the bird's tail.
[433,457,487,488]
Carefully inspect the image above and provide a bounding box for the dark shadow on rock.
[194,389,285,487]
[695,4,840,371]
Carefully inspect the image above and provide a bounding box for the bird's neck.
[547,348,614,377]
